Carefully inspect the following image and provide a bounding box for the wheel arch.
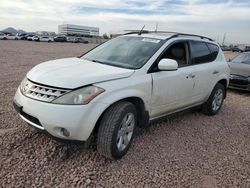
[217,79,228,98]
[92,96,149,136]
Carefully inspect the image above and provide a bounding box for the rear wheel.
[97,101,137,159]
[202,83,225,115]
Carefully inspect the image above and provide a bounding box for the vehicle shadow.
[228,88,250,96]
[43,108,200,161]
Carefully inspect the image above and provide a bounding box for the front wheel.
[97,101,137,159]
[202,83,225,116]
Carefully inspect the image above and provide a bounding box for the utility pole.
[222,33,226,46]
[155,23,158,32]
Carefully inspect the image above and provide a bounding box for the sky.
[0,0,250,44]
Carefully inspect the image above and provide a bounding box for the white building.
[36,31,56,36]
[58,24,99,37]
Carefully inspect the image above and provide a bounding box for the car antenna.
[138,25,145,35]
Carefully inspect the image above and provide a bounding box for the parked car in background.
[17,33,28,40]
[39,36,53,42]
[13,32,230,159]
[245,46,250,52]
[228,52,250,91]
[221,46,231,51]
[32,36,40,41]
[27,35,35,41]
[231,47,243,52]
[54,36,67,42]
[74,38,89,43]
[66,37,75,43]
[5,34,18,40]
[0,33,7,40]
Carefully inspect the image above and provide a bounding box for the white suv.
[13,32,230,159]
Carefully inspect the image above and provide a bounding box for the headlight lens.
[52,86,104,105]
[20,77,28,94]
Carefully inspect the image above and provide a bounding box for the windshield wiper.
[91,59,105,64]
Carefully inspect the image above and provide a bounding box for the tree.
[102,33,109,39]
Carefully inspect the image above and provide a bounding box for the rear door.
[188,41,220,103]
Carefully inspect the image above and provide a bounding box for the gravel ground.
[0,40,250,187]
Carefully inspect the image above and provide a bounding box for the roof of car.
[123,31,214,43]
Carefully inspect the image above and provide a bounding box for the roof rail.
[123,30,149,35]
[174,33,214,41]
[123,30,214,41]
[150,31,214,41]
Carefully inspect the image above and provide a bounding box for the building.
[36,31,56,36]
[58,24,99,37]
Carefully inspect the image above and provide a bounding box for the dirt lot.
[0,40,249,187]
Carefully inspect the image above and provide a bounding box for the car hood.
[27,57,135,89]
[229,62,250,77]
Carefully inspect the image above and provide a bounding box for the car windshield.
[81,36,164,69]
[233,53,250,65]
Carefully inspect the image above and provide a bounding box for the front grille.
[21,79,71,102]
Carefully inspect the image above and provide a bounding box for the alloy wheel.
[116,113,135,151]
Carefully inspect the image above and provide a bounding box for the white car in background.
[13,32,230,159]
[0,33,7,40]
[26,35,35,41]
[32,36,40,41]
[66,37,75,42]
[5,34,18,40]
[39,36,53,42]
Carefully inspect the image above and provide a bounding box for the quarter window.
[207,43,219,61]
[190,41,212,64]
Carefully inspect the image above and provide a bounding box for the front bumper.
[229,75,250,91]
[13,88,108,141]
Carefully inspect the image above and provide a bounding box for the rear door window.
[207,43,219,61]
[190,41,212,64]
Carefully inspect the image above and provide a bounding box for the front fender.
[94,75,152,112]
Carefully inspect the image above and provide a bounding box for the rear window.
[190,41,211,64]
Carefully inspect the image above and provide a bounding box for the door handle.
[186,74,195,79]
[213,70,219,74]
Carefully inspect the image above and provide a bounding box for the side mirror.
[158,58,178,71]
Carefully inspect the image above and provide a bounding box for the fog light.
[61,128,70,137]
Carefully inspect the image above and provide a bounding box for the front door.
[150,41,196,118]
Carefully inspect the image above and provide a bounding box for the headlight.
[52,86,104,105]
[20,77,28,94]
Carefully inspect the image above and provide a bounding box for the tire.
[202,83,225,116]
[97,101,137,159]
